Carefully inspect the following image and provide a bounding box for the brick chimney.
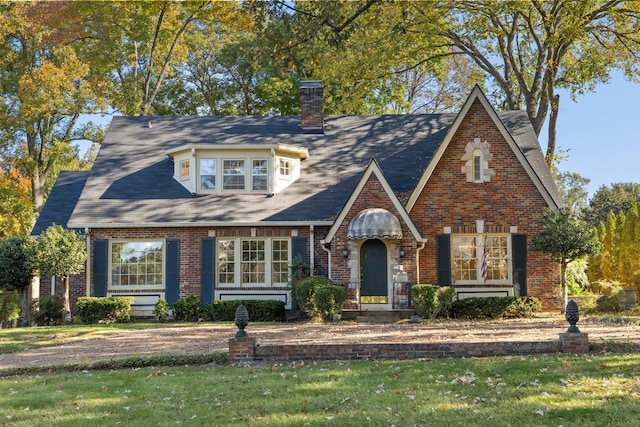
[299,80,324,134]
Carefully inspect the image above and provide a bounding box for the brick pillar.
[229,336,256,362]
[559,332,589,354]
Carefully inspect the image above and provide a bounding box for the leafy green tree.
[32,224,86,320]
[408,0,640,165]
[0,235,34,325]
[584,182,640,227]
[530,208,601,310]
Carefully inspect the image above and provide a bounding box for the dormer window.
[200,159,217,190]
[223,160,245,190]
[252,159,268,191]
[167,143,308,195]
[279,159,291,178]
[180,160,190,180]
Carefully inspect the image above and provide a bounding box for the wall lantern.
[399,248,405,259]
[342,248,349,259]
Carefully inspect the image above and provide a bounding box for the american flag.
[480,235,488,281]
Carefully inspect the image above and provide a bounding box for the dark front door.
[360,239,388,304]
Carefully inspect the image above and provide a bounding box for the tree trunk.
[63,275,72,323]
[19,287,30,327]
[545,93,560,167]
[560,261,568,313]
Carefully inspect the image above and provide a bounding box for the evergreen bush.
[76,296,133,324]
[451,296,541,319]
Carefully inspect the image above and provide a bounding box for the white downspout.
[309,225,315,275]
[320,240,331,280]
[85,228,91,297]
[415,238,428,285]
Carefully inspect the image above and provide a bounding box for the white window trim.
[279,158,292,180]
[251,158,269,191]
[108,239,165,291]
[197,156,271,194]
[217,238,290,287]
[451,233,511,285]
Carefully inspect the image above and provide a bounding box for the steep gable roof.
[322,159,424,244]
[406,85,562,211]
[65,93,560,228]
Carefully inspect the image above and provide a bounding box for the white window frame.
[217,238,290,287]
[472,149,482,183]
[279,158,292,179]
[251,158,269,191]
[109,240,165,290]
[180,160,190,181]
[199,158,217,191]
[451,234,511,285]
[222,159,246,190]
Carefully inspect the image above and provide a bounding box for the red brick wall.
[73,225,330,308]
[409,99,562,310]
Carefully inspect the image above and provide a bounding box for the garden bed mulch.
[1,313,639,372]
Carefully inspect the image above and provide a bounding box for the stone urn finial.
[565,300,580,333]
[235,304,249,337]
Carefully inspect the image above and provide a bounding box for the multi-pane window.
[111,241,163,287]
[452,236,477,282]
[451,234,510,284]
[223,160,245,190]
[272,239,289,283]
[180,160,190,180]
[242,240,265,283]
[252,159,268,191]
[217,240,235,284]
[217,238,290,286]
[484,235,509,281]
[200,159,216,190]
[279,159,291,178]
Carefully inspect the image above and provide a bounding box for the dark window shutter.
[200,237,215,304]
[292,236,307,262]
[512,234,527,296]
[166,239,180,306]
[436,234,451,286]
[93,239,107,297]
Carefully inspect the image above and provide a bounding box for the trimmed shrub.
[76,297,134,324]
[312,285,346,322]
[451,296,541,319]
[31,295,65,326]
[412,284,456,319]
[204,299,286,322]
[294,276,333,316]
[172,294,204,322]
[153,298,169,322]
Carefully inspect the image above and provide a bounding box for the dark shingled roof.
[31,171,89,236]
[57,110,560,228]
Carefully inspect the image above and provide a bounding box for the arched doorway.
[360,239,388,305]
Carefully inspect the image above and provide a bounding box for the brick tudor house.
[31,82,563,316]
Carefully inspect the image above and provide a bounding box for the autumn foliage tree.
[0,168,34,237]
[0,2,108,213]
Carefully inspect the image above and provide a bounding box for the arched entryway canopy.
[347,208,402,240]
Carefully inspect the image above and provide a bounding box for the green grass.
[1,354,639,426]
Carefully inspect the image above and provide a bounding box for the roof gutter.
[67,220,334,229]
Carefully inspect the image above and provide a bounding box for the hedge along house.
[32,82,563,316]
